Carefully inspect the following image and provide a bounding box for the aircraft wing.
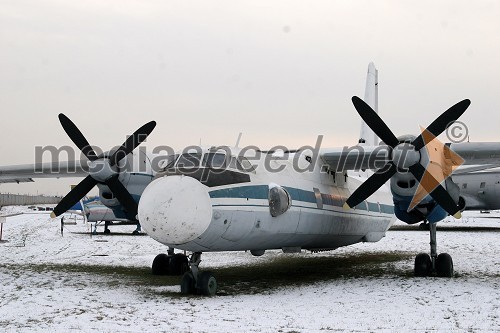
[452,164,500,175]
[0,212,23,219]
[320,145,391,172]
[320,142,500,172]
[0,160,88,183]
[448,142,500,165]
[0,178,34,184]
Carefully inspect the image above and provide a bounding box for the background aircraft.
[83,198,142,235]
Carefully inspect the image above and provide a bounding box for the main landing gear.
[103,222,111,235]
[180,252,217,296]
[152,250,217,295]
[414,222,454,277]
[151,248,189,276]
[132,223,141,235]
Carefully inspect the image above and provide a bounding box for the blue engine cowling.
[393,193,449,224]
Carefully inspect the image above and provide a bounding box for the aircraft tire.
[169,254,189,276]
[436,253,454,277]
[414,253,431,277]
[198,271,217,296]
[152,253,171,275]
[181,272,196,295]
[104,228,111,234]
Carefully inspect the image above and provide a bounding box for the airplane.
[2,62,500,296]
[82,198,143,235]
[65,195,142,234]
[452,168,500,211]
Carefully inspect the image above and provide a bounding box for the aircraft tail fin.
[358,62,379,146]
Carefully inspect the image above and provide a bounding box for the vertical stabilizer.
[358,62,379,146]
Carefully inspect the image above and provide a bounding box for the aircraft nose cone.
[138,175,212,245]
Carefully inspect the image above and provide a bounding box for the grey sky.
[1,0,499,195]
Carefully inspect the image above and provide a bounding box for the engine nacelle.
[390,172,455,224]
[96,150,154,219]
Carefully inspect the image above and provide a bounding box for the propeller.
[51,114,156,219]
[344,97,471,218]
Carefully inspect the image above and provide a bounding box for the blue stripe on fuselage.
[208,185,394,214]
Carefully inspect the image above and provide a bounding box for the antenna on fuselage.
[235,132,243,148]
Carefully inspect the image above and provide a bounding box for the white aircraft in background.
[82,198,142,235]
[2,63,500,296]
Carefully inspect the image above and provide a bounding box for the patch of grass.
[0,262,179,288]
[0,251,416,296]
[213,251,414,295]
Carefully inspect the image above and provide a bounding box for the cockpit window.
[238,157,255,173]
[176,153,202,168]
[229,156,243,170]
[161,154,179,170]
[202,153,227,168]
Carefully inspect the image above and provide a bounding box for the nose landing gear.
[151,248,189,276]
[181,252,217,296]
[414,222,454,277]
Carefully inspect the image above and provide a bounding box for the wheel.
[436,253,454,277]
[151,253,171,275]
[132,230,139,235]
[169,253,189,276]
[181,272,196,295]
[103,228,111,234]
[198,271,217,296]
[414,253,431,277]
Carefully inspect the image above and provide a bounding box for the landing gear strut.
[103,222,111,234]
[414,222,454,277]
[181,252,217,296]
[418,220,430,231]
[132,223,141,235]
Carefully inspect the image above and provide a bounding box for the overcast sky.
[1,0,499,195]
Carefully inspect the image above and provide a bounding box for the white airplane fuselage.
[138,149,396,253]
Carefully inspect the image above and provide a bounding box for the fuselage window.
[462,183,467,189]
[480,182,486,189]
[161,154,179,171]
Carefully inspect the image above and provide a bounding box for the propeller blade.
[409,163,460,217]
[344,162,398,209]
[351,96,400,148]
[105,176,138,218]
[109,121,156,166]
[58,114,98,161]
[412,99,471,150]
[51,175,97,217]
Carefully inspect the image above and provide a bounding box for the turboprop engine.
[344,96,470,224]
[95,149,154,213]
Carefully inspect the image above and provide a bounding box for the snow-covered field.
[0,206,498,332]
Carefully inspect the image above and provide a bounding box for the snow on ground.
[0,207,498,332]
